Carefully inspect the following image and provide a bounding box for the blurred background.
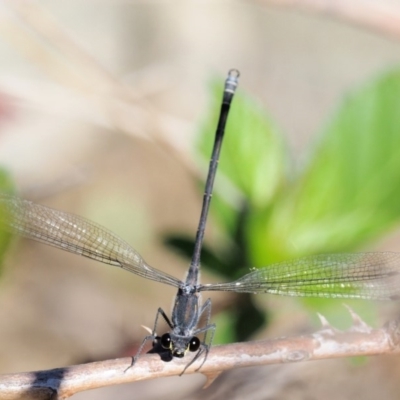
[2,1,400,399]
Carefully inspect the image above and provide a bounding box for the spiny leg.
[126,307,172,371]
[198,298,213,346]
[179,322,216,375]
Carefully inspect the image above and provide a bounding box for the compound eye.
[189,337,201,352]
[160,333,172,349]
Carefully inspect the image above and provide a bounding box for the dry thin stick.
[1,317,400,400]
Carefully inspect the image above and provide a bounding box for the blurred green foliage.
[0,168,16,274]
[165,69,400,344]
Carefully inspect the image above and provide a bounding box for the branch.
[1,314,400,400]
[258,0,400,40]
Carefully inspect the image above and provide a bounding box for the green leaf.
[246,69,400,321]
[0,168,16,273]
[0,168,15,195]
[249,69,400,265]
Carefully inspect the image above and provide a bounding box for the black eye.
[189,337,201,352]
[160,333,172,349]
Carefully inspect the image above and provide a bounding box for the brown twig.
[1,316,400,399]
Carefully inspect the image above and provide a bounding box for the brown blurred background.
[1,1,400,399]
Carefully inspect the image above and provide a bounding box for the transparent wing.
[0,193,182,288]
[199,253,400,300]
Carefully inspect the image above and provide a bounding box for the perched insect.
[1,69,399,374]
